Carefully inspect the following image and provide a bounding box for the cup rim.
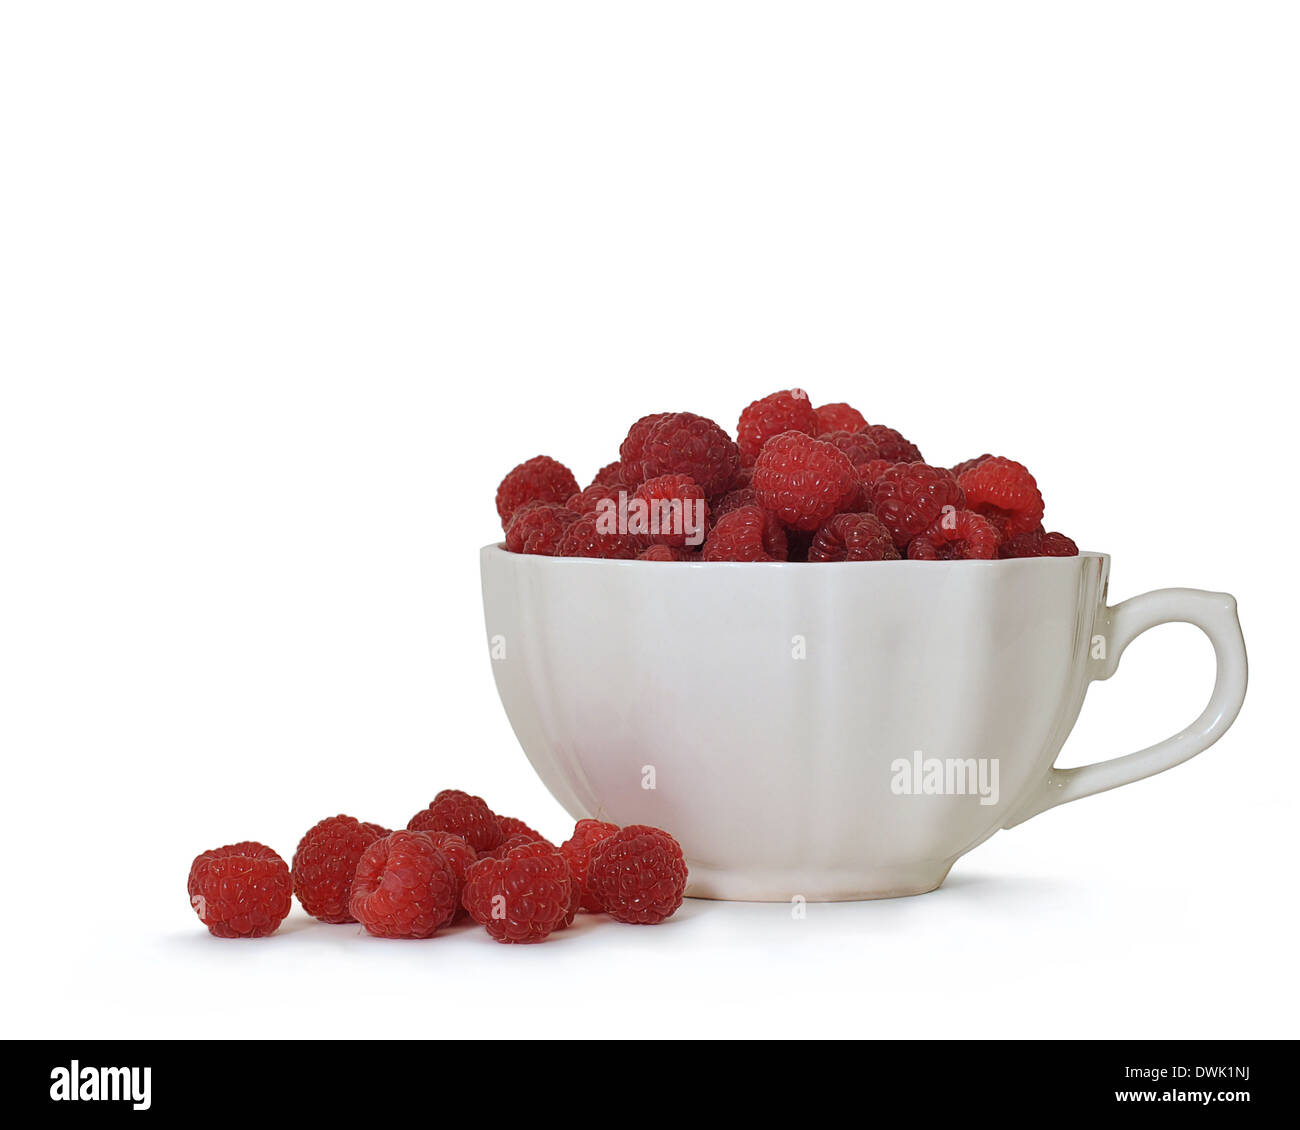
[482,543,1109,568]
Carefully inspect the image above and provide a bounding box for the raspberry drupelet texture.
[808,513,900,562]
[627,413,739,497]
[753,431,859,531]
[907,509,1002,560]
[813,402,867,436]
[416,831,478,921]
[188,842,293,939]
[504,502,580,555]
[951,453,993,479]
[555,513,642,559]
[461,844,576,943]
[617,413,673,486]
[868,462,966,548]
[702,504,789,562]
[495,456,580,529]
[291,815,391,923]
[819,429,881,471]
[859,424,923,464]
[487,831,558,859]
[956,456,1045,537]
[631,473,710,548]
[559,818,621,912]
[504,840,580,927]
[407,791,503,855]
[349,831,460,939]
[586,825,688,925]
[708,486,760,521]
[637,544,697,561]
[496,816,546,842]
[998,527,1080,558]
[564,483,623,515]
[737,390,819,466]
[588,461,625,488]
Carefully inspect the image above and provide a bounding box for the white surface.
[1,2,1295,1039]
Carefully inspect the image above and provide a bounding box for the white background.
[2,2,1296,1039]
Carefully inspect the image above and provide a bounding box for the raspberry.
[859,424,923,464]
[702,504,789,562]
[565,483,623,515]
[858,458,895,489]
[956,456,1045,537]
[586,825,688,925]
[559,819,620,912]
[813,402,867,435]
[709,487,759,520]
[497,816,545,842]
[488,831,558,859]
[504,502,580,555]
[291,815,391,923]
[349,831,459,939]
[819,429,881,470]
[631,473,710,548]
[617,413,672,484]
[555,512,642,559]
[461,846,575,943]
[868,462,966,548]
[588,461,624,488]
[907,509,1001,560]
[753,431,859,531]
[418,831,478,921]
[407,791,503,854]
[188,842,292,939]
[999,527,1080,558]
[626,412,739,497]
[727,465,754,491]
[737,390,818,465]
[495,456,579,529]
[504,840,580,927]
[951,453,992,479]
[638,544,696,561]
[808,513,899,562]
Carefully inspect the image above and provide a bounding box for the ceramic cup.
[480,545,1247,901]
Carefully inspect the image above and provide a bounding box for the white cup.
[480,545,1247,901]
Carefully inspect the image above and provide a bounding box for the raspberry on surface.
[999,527,1079,558]
[461,846,575,943]
[407,791,503,854]
[737,390,819,465]
[564,483,623,515]
[559,818,620,912]
[555,512,642,559]
[627,412,739,497]
[631,473,710,548]
[702,504,789,562]
[868,462,966,548]
[617,413,673,487]
[752,431,859,532]
[808,513,900,562]
[586,825,688,925]
[495,456,580,529]
[349,831,460,939]
[504,502,580,555]
[907,509,1002,560]
[418,831,478,921]
[813,402,868,435]
[291,815,391,924]
[858,424,923,464]
[956,456,1045,538]
[188,842,292,939]
[637,544,697,561]
[505,840,580,927]
[588,461,624,488]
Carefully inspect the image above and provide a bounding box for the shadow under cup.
[480,546,1246,901]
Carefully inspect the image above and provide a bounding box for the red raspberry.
[349,831,459,939]
[555,512,642,559]
[951,453,992,479]
[407,791,503,854]
[813,402,867,435]
[495,456,579,528]
[999,528,1079,558]
[868,462,965,548]
[637,544,697,561]
[727,465,754,491]
[956,456,1045,537]
[418,830,478,921]
[709,487,759,520]
[702,504,789,562]
[559,818,620,912]
[631,473,710,548]
[907,509,1001,559]
[859,424,923,463]
[617,413,672,484]
[753,431,859,531]
[625,413,739,497]
[737,390,819,465]
[587,825,688,925]
[487,831,557,859]
[291,815,391,924]
[504,840,580,926]
[808,513,899,562]
[565,483,623,515]
[588,461,624,488]
[858,458,895,489]
[504,502,580,555]
[819,430,881,471]
[188,842,292,939]
[461,845,575,943]
[497,815,545,842]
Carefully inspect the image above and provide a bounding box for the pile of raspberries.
[188,792,687,943]
[496,390,1078,561]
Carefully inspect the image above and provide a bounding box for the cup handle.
[1002,587,1248,828]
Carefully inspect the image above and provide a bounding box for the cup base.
[684,860,955,902]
